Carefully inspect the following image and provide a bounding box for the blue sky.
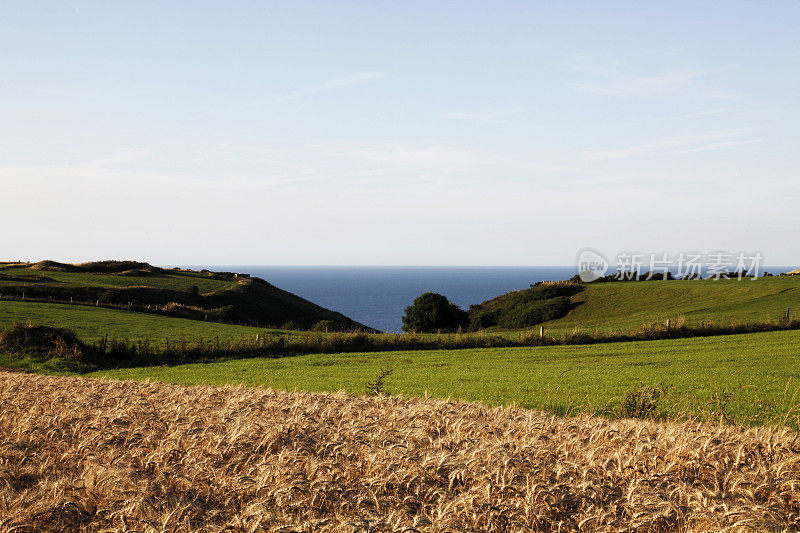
[2,1,798,265]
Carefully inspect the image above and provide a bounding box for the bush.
[469,283,581,330]
[468,309,502,331]
[0,323,85,360]
[312,320,337,332]
[495,297,573,329]
[402,292,468,333]
[525,283,584,300]
[620,383,665,419]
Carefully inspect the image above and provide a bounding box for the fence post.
[666,319,671,329]
[539,326,544,338]
[787,308,791,322]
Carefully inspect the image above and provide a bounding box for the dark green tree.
[401,292,468,333]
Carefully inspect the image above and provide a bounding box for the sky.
[1,1,798,266]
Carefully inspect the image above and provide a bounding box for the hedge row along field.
[2,372,799,531]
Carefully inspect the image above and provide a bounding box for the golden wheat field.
[1,372,800,532]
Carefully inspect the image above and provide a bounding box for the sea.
[189,266,576,332]
[186,265,795,333]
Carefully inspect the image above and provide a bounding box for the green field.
[540,276,800,336]
[0,300,285,343]
[93,329,800,428]
[5,269,800,428]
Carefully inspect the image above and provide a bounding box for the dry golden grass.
[1,372,800,532]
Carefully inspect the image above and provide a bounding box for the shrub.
[620,383,665,419]
[365,368,393,395]
[312,320,337,332]
[77,260,160,273]
[468,309,501,331]
[525,282,584,300]
[469,283,581,330]
[0,323,85,360]
[402,293,468,333]
[495,296,573,329]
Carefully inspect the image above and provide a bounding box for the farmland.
[2,270,799,428]
[94,329,800,428]
[2,371,799,531]
[0,300,284,344]
[1,274,798,351]
[3,269,800,531]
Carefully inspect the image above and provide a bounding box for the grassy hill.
[0,261,373,331]
[540,276,800,335]
[2,270,799,374]
[470,275,800,336]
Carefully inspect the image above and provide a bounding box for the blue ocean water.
[195,266,576,332]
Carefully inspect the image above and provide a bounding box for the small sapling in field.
[365,368,393,396]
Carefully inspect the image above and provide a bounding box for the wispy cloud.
[441,107,527,124]
[573,68,716,97]
[680,139,768,153]
[582,130,764,160]
[336,144,483,176]
[638,69,712,85]
[321,71,387,89]
[706,92,741,100]
[279,71,388,102]
[681,107,730,119]
[89,145,154,166]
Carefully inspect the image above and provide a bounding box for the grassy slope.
[2,274,798,354]
[93,328,800,427]
[539,276,800,336]
[0,300,287,343]
[0,266,234,293]
[0,262,374,331]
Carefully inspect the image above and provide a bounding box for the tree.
[401,292,468,333]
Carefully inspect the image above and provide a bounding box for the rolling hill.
[0,261,373,332]
[474,275,800,335]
